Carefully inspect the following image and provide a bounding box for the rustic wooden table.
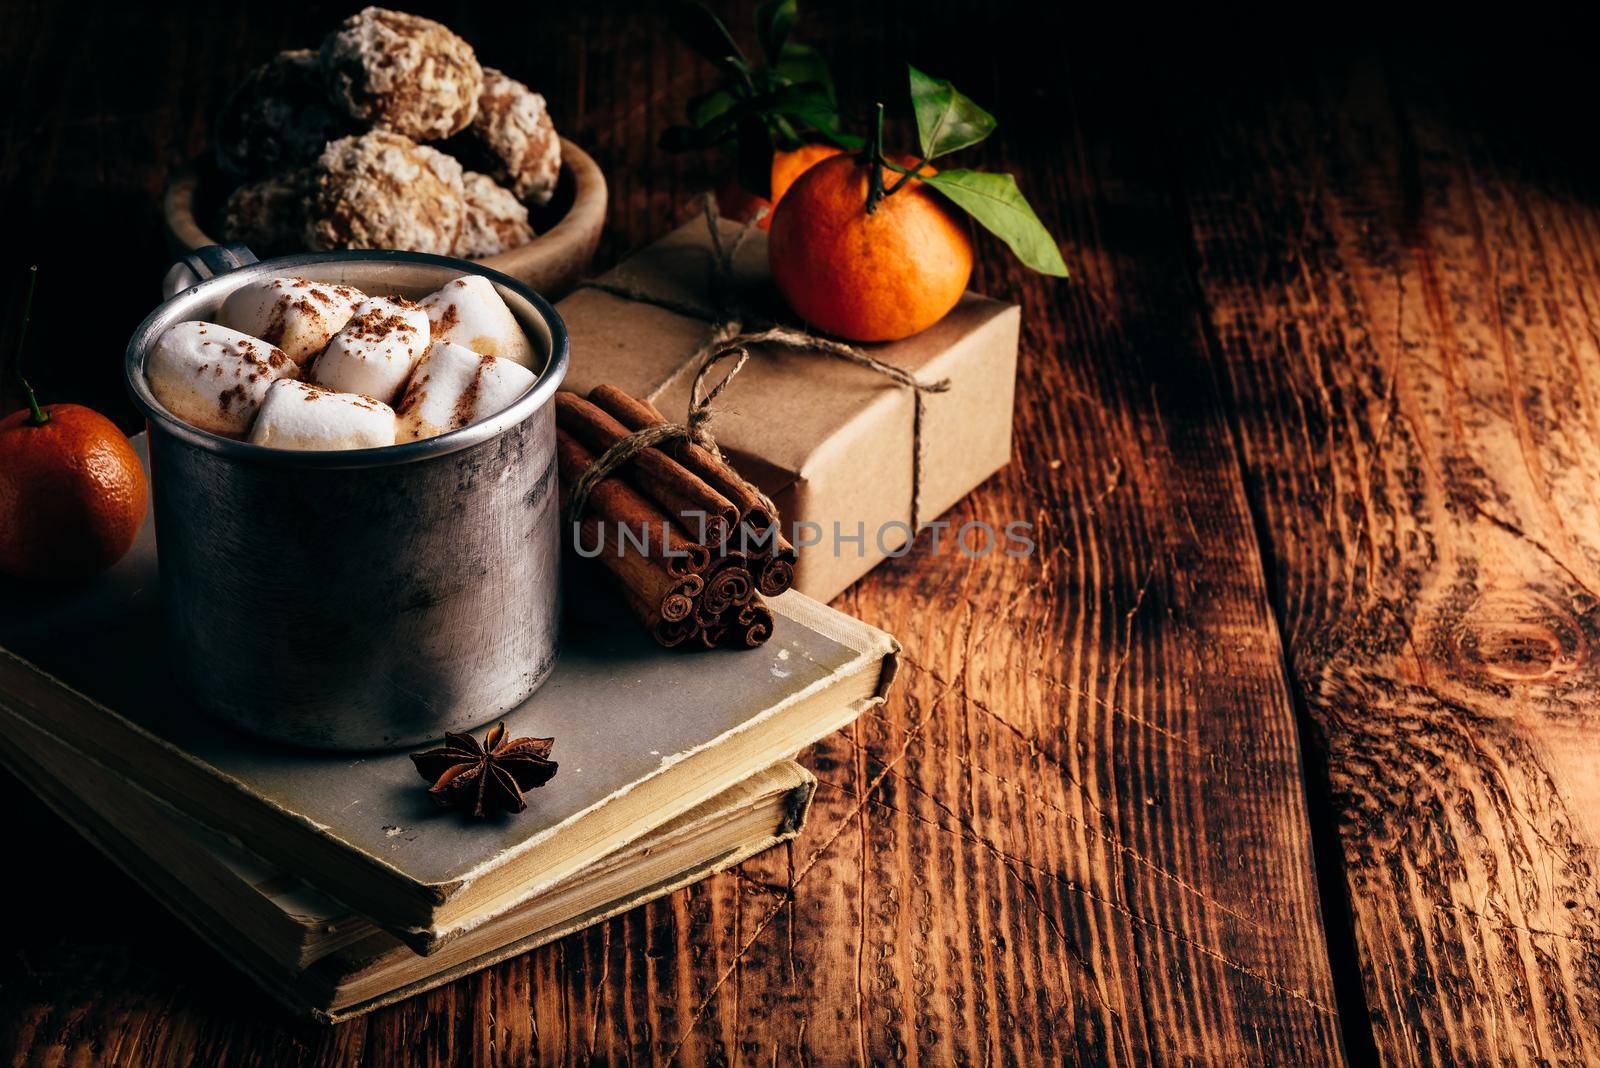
[4,2,1598,1064]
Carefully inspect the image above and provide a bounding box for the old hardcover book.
[0,702,814,1022]
[0,700,824,972]
[0,439,896,952]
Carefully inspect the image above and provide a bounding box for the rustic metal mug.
[125,245,568,750]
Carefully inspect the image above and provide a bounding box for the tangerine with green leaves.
[768,153,973,342]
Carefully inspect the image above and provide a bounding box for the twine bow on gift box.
[567,195,952,534]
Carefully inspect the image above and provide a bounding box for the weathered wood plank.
[1179,51,1600,1066]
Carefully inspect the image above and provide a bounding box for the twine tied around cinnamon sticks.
[563,344,762,530]
[570,194,953,534]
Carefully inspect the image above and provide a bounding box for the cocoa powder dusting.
[261,299,289,346]
[346,303,419,344]
[431,302,460,339]
[450,355,494,429]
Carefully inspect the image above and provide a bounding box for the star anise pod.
[410,722,557,818]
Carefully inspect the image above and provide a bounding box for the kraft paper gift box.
[556,214,1021,603]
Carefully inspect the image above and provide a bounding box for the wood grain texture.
[0,1,1344,1064]
[1177,48,1600,1066]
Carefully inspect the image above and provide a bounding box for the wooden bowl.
[161,137,607,298]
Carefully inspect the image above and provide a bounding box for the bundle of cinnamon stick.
[555,385,794,649]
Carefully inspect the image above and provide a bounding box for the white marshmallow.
[419,275,536,368]
[147,321,298,436]
[310,296,430,403]
[218,276,366,367]
[247,379,396,450]
[396,340,536,441]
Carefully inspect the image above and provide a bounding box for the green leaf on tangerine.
[921,169,1069,277]
[908,65,996,159]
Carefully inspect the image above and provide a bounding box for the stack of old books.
[0,441,897,1022]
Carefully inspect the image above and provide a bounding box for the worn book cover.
[0,697,819,1023]
[0,699,823,973]
[0,439,895,952]
[0,698,815,1022]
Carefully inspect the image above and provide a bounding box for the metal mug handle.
[160,244,259,300]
